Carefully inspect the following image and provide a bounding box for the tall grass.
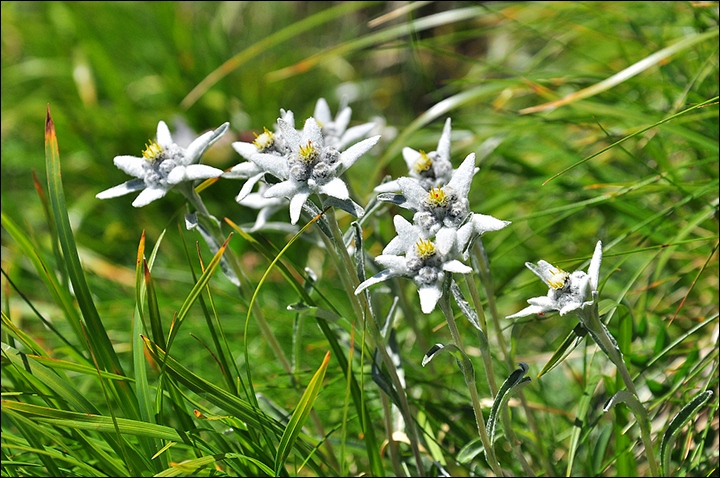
[2,2,718,476]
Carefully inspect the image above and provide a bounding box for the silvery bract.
[375,117,455,192]
[313,97,376,151]
[507,241,603,319]
[96,120,228,207]
[355,215,472,314]
[250,116,380,225]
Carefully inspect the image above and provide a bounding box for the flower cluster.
[356,119,510,313]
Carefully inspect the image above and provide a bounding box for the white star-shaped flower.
[250,116,380,225]
[96,121,228,207]
[381,152,510,251]
[375,117,455,193]
[507,241,603,319]
[355,215,472,314]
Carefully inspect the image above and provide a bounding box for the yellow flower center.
[426,187,448,207]
[547,265,569,289]
[298,141,319,163]
[415,239,436,259]
[142,139,163,161]
[412,150,433,173]
[252,127,274,151]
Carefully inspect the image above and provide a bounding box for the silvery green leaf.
[322,195,365,220]
[376,193,411,208]
[450,280,482,333]
[487,362,531,446]
[457,437,484,464]
[422,343,475,385]
[286,303,341,322]
[660,390,713,476]
[300,199,332,238]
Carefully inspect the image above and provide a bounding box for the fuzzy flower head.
[375,117,454,193]
[96,120,228,207]
[250,116,380,224]
[355,215,472,314]
[507,241,603,320]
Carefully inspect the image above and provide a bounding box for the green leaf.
[274,351,331,475]
[487,363,531,446]
[660,390,714,476]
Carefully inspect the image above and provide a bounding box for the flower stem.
[438,295,504,477]
[319,204,426,477]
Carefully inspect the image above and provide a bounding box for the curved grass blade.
[155,452,274,477]
[486,363,531,446]
[422,343,474,385]
[660,390,714,476]
[542,96,719,185]
[180,1,378,109]
[1,400,184,441]
[520,28,719,114]
[274,351,331,476]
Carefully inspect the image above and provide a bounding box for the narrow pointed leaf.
[487,363,531,446]
[660,390,714,476]
[274,351,331,475]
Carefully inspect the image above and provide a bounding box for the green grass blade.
[155,452,275,477]
[274,351,331,475]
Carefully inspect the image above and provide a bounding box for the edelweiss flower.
[313,97,375,150]
[507,241,603,319]
[375,117,454,193]
[224,110,295,202]
[250,116,380,225]
[96,120,228,207]
[355,215,472,314]
[382,152,510,250]
[236,183,294,233]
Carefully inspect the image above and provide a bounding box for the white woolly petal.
[313,98,332,124]
[318,177,349,200]
[335,107,352,133]
[132,187,167,208]
[443,260,472,274]
[402,147,420,170]
[96,179,145,199]
[303,117,324,146]
[337,122,375,150]
[232,141,261,161]
[526,260,559,288]
[382,216,420,255]
[339,135,380,170]
[277,118,301,149]
[559,302,583,316]
[507,304,550,319]
[156,121,173,149]
[289,190,311,225]
[472,213,511,235]
[435,227,458,257]
[436,118,452,161]
[527,296,556,309]
[223,161,262,179]
[264,180,300,199]
[184,130,216,165]
[355,269,402,295]
[374,179,402,193]
[251,153,288,179]
[446,152,476,198]
[167,164,222,184]
[234,173,265,202]
[418,286,442,314]
[374,254,408,273]
[397,177,429,210]
[588,240,603,292]
[113,156,146,178]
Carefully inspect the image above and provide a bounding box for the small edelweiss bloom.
[375,117,455,193]
[355,216,472,314]
[96,121,228,207]
[225,110,297,202]
[237,183,294,233]
[313,97,375,150]
[253,116,380,225]
[386,153,510,244]
[507,241,603,319]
